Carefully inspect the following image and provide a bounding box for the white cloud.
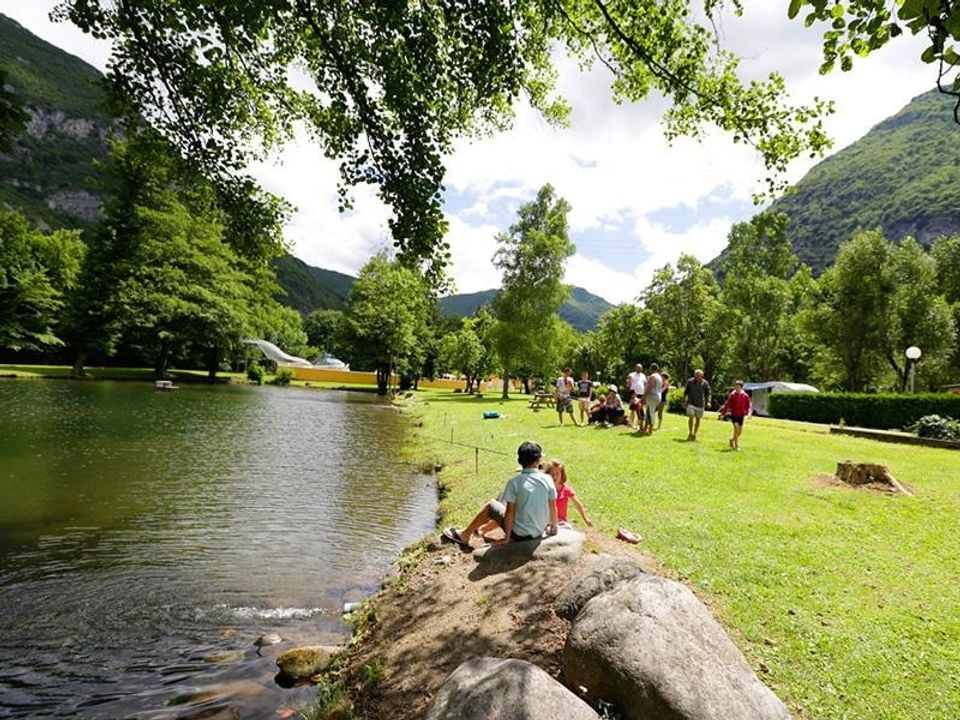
[0,1,945,306]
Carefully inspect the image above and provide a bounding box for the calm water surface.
[0,381,436,719]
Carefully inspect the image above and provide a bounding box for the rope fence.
[423,427,512,473]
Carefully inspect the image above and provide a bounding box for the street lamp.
[905,346,922,393]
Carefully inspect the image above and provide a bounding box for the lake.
[0,380,437,718]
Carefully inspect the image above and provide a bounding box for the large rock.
[275,645,340,679]
[564,576,791,720]
[423,657,599,720]
[472,527,584,564]
[554,554,648,621]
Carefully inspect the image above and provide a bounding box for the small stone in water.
[254,632,283,647]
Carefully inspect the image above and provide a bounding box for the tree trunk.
[464,375,472,393]
[501,365,510,399]
[835,461,912,495]
[71,351,87,377]
[376,366,389,395]
[886,352,907,392]
[522,376,531,395]
[205,347,219,381]
[154,342,170,379]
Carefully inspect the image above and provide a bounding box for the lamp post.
[905,346,922,393]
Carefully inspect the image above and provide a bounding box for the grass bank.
[0,364,382,391]
[405,390,959,720]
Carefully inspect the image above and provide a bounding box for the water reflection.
[0,381,436,718]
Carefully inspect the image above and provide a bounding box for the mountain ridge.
[757,87,960,273]
[272,254,616,332]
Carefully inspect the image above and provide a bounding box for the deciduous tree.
[806,230,955,391]
[0,209,84,352]
[721,212,811,380]
[56,0,834,281]
[491,184,575,398]
[341,253,432,395]
[790,0,960,120]
[641,254,724,382]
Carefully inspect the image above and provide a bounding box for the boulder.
[275,645,341,679]
[564,576,791,720]
[423,657,599,720]
[554,554,648,621]
[472,527,584,565]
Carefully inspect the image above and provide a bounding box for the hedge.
[767,392,960,430]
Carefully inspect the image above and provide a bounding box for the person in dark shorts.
[719,380,752,450]
[575,371,594,426]
[441,441,558,547]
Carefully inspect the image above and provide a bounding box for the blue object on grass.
[483,411,500,419]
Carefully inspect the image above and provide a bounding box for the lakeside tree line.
[308,188,960,396]
[3,145,958,395]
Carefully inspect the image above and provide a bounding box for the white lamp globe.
[905,346,922,361]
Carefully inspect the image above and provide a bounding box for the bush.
[768,392,960,430]
[667,392,686,414]
[910,414,960,440]
[269,367,295,386]
[246,363,265,385]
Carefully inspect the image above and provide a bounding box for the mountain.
[272,255,615,331]
[760,88,960,273]
[272,254,356,313]
[0,13,111,230]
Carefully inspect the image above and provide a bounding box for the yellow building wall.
[287,365,465,391]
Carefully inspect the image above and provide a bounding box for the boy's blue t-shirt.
[501,468,557,538]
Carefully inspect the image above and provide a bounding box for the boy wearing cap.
[442,441,558,546]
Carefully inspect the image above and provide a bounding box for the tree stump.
[835,461,913,496]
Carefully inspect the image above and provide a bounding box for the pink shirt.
[556,484,576,522]
[721,390,752,417]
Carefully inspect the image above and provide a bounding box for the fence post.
[475,447,479,474]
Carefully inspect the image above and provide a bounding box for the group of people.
[441,441,592,549]
[553,363,753,449]
[440,375,754,550]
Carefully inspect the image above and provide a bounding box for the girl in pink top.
[719,380,753,451]
[544,460,593,527]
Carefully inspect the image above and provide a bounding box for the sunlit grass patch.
[410,389,960,720]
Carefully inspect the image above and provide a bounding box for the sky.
[0,2,938,304]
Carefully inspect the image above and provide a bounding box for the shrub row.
[768,392,960,430]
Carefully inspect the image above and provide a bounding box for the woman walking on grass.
[719,380,752,451]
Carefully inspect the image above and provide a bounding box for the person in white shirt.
[554,367,580,426]
[625,363,646,430]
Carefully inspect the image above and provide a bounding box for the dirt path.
[338,530,657,720]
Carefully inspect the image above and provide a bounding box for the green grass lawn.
[407,390,959,720]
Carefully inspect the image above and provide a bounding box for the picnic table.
[528,392,556,410]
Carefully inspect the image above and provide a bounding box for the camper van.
[742,381,818,417]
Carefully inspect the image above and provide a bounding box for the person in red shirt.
[719,380,752,451]
[544,460,592,528]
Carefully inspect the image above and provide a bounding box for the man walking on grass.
[683,368,711,441]
[555,367,580,426]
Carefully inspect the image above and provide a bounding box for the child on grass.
[544,459,592,528]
